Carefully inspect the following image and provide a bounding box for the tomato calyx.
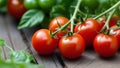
[67,32,73,37]
[50,21,70,38]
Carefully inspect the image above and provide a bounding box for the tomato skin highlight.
[74,18,100,47]
[94,34,119,57]
[7,0,27,19]
[32,29,58,55]
[110,25,120,48]
[59,34,85,59]
[49,16,69,39]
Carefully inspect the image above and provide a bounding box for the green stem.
[100,9,116,32]
[5,43,14,52]
[0,48,2,59]
[52,0,82,36]
[70,0,82,32]
[78,10,86,16]
[94,1,120,19]
[51,21,71,37]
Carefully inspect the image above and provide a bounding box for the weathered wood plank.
[0,15,13,59]
[0,15,6,59]
[4,15,28,51]
[62,47,120,68]
[0,14,29,59]
[83,50,120,68]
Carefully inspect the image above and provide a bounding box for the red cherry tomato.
[48,16,69,39]
[7,0,27,19]
[74,18,100,47]
[94,34,118,57]
[59,34,85,59]
[32,29,58,55]
[110,25,120,47]
[99,16,119,29]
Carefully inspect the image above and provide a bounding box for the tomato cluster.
[32,16,120,59]
[3,0,120,59]
[32,16,85,59]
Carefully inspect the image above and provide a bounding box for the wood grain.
[61,46,120,68]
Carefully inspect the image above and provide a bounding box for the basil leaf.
[0,39,5,46]
[8,51,35,63]
[18,9,45,29]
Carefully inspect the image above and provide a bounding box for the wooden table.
[0,14,120,68]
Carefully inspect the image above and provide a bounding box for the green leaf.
[69,0,78,15]
[0,60,44,68]
[50,0,74,19]
[95,0,119,14]
[56,0,62,4]
[61,0,74,8]
[0,39,5,46]
[18,9,45,29]
[115,0,120,18]
[50,5,66,19]
[0,40,45,68]
[8,51,35,63]
[0,6,7,13]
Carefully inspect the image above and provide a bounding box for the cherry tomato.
[38,0,55,10]
[7,0,27,19]
[32,29,58,55]
[94,34,118,57]
[110,25,120,48]
[48,16,69,39]
[99,16,119,29]
[24,0,39,9]
[74,18,100,47]
[59,34,85,59]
